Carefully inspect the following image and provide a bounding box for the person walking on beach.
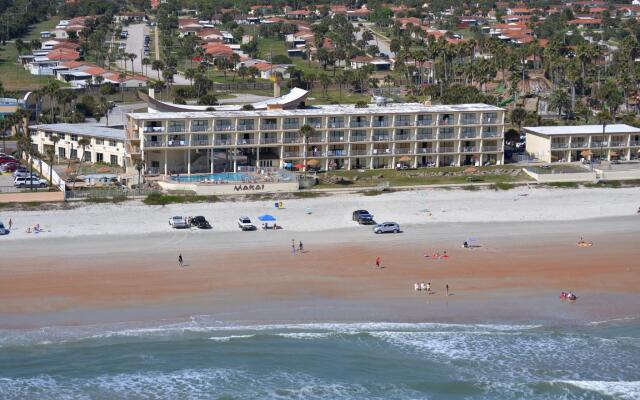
[8,218,12,230]
[291,239,296,255]
[299,241,303,253]
[446,284,449,296]
[375,256,381,268]
[426,282,431,293]
[178,253,183,267]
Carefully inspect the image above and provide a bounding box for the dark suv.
[191,216,212,229]
[352,210,374,224]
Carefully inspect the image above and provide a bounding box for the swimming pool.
[171,172,249,183]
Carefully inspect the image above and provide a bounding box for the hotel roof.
[130,103,503,120]
[524,124,640,136]
[29,123,125,140]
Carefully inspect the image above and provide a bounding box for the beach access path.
[1,186,639,329]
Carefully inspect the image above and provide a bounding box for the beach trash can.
[274,202,279,208]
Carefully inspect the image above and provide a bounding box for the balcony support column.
[164,149,167,176]
[187,149,191,176]
[256,146,261,169]
[210,148,214,174]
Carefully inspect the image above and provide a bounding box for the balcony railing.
[260,137,279,144]
[416,133,434,140]
[307,122,323,129]
[350,149,368,155]
[350,121,369,128]
[631,141,640,146]
[167,140,187,147]
[283,123,300,130]
[395,148,412,154]
[460,133,478,139]
[372,136,390,141]
[167,127,186,133]
[610,142,627,147]
[551,143,569,149]
[482,117,498,124]
[482,146,498,152]
[439,119,453,126]
[261,124,277,130]
[144,141,164,148]
[143,126,164,133]
[327,122,345,128]
[482,132,501,138]
[394,121,412,127]
[214,139,232,146]
[372,148,391,155]
[306,151,325,157]
[571,143,588,148]
[214,125,233,132]
[372,120,390,127]
[326,150,347,156]
[283,137,302,144]
[438,147,455,153]
[284,151,303,158]
[416,148,433,154]
[328,136,345,142]
[351,135,367,142]
[237,125,255,131]
[308,136,324,143]
[394,134,412,141]
[591,141,608,147]
[462,146,477,153]
[439,133,456,139]
[461,119,478,125]
[237,138,257,145]
[416,119,434,126]
[191,139,209,146]
[191,126,209,132]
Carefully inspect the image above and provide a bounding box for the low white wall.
[596,169,640,181]
[523,168,597,183]
[158,180,299,195]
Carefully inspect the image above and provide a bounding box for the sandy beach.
[1,186,639,329]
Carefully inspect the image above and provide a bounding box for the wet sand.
[1,216,639,329]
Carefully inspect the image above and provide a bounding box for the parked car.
[191,216,212,229]
[0,222,7,235]
[13,171,38,179]
[238,216,256,231]
[373,222,400,234]
[1,163,18,172]
[14,177,47,188]
[169,216,189,229]
[352,210,374,224]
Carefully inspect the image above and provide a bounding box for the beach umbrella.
[580,150,593,157]
[258,214,276,221]
[306,159,320,166]
[293,163,305,170]
[398,156,411,162]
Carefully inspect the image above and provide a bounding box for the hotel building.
[524,124,640,163]
[126,103,505,175]
[29,123,126,167]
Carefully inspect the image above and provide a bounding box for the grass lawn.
[306,87,369,104]
[314,165,531,189]
[0,19,62,92]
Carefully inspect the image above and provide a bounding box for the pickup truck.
[238,216,256,231]
[169,216,189,229]
[352,210,375,225]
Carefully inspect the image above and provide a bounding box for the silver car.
[373,222,400,234]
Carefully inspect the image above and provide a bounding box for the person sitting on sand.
[426,282,431,293]
[463,241,468,248]
[420,282,426,291]
[414,283,420,291]
[442,251,448,259]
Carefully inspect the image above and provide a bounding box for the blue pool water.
[1,318,639,399]
[171,172,249,183]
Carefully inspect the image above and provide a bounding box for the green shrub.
[143,192,219,205]
[492,182,515,191]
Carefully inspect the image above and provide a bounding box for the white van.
[14,177,47,188]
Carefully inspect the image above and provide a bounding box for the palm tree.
[318,73,332,97]
[128,53,138,74]
[184,68,197,85]
[45,79,61,122]
[510,107,528,131]
[548,89,570,119]
[142,57,151,76]
[152,60,164,81]
[135,160,145,191]
[596,110,612,161]
[78,137,91,167]
[335,72,347,100]
[45,139,57,189]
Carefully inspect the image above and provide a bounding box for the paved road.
[119,24,190,85]
[353,22,395,58]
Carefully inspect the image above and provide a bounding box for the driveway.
[353,22,395,58]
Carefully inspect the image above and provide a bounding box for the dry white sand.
[1,186,639,240]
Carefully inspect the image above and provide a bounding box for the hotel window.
[96,153,104,162]
[95,138,104,145]
[482,112,498,123]
[283,118,300,129]
[109,140,117,147]
[151,160,160,169]
[58,147,65,158]
[71,134,78,141]
[417,115,433,126]
[70,149,78,159]
[461,113,477,124]
[416,128,433,139]
[439,114,453,125]
[395,115,411,126]
[461,127,477,138]
[439,127,455,139]
[192,120,208,132]
[168,121,186,133]
[238,119,254,130]
[328,117,344,128]
[306,117,322,128]
[84,152,91,162]
[110,155,118,165]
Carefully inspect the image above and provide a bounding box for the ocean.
[0,317,638,399]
